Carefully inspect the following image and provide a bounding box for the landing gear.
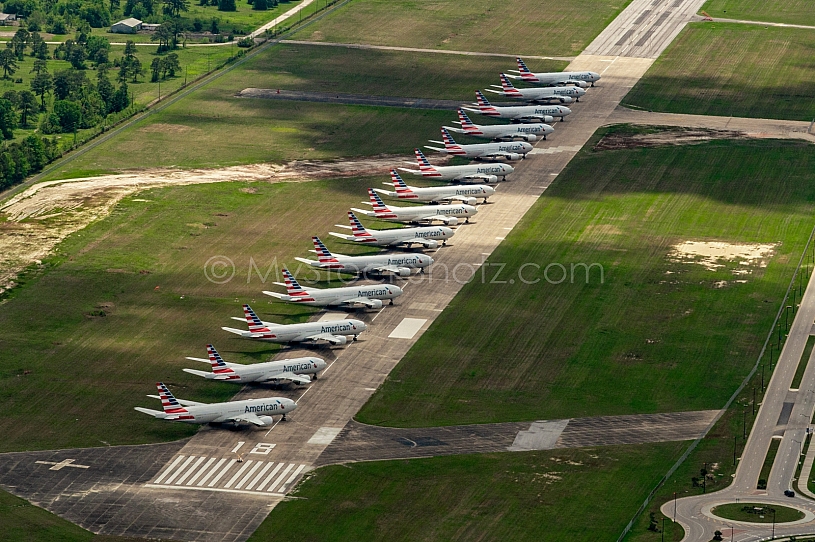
[313,373,319,380]
[465,218,470,223]
[353,335,358,341]
[543,135,547,140]
[281,414,287,421]
[560,117,564,122]
[389,299,394,305]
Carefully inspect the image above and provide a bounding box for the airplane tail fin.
[458,108,479,133]
[347,211,370,237]
[499,73,523,97]
[517,57,535,80]
[475,90,496,112]
[312,236,338,263]
[282,268,305,294]
[367,188,392,216]
[414,148,437,174]
[206,344,237,377]
[390,169,412,196]
[156,382,188,414]
[440,127,462,151]
[243,304,271,333]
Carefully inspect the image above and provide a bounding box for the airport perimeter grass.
[253,441,687,542]
[700,0,815,26]
[291,0,630,56]
[39,42,526,178]
[623,24,815,122]
[358,131,815,428]
[0,176,403,451]
[0,489,93,542]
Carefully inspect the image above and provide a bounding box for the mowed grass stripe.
[700,0,815,26]
[358,133,815,427]
[623,24,815,121]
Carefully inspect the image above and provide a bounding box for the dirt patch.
[138,123,195,134]
[595,127,746,151]
[668,241,778,274]
[0,154,448,295]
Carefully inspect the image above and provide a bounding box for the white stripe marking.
[231,441,245,453]
[208,460,237,487]
[144,484,285,497]
[278,464,306,493]
[235,461,264,489]
[256,463,284,492]
[245,462,275,491]
[153,455,186,484]
[267,464,295,493]
[224,460,254,488]
[197,458,227,487]
[163,456,196,485]
[185,457,216,486]
[175,456,206,485]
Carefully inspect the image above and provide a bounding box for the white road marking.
[34,459,90,471]
[185,457,216,486]
[196,457,227,487]
[279,464,307,493]
[153,455,186,484]
[235,462,264,489]
[144,484,285,497]
[230,441,245,454]
[164,456,197,485]
[224,460,254,489]
[388,318,428,339]
[245,462,275,491]
[256,463,284,492]
[207,460,237,487]
[174,456,206,485]
[307,427,343,445]
[318,312,351,322]
[267,463,295,493]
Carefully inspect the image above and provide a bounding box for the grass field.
[357,131,815,428]
[0,488,93,542]
[290,0,631,56]
[39,42,528,178]
[712,502,804,523]
[0,176,412,452]
[623,24,815,122]
[252,441,688,542]
[700,0,815,26]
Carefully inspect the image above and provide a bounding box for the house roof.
[113,18,142,27]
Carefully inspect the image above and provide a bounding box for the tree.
[150,57,161,82]
[97,66,115,112]
[162,0,189,17]
[152,22,175,52]
[53,70,89,100]
[30,72,52,110]
[124,40,138,60]
[31,58,48,75]
[0,98,18,139]
[53,100,82,134]
[67,45,87,70]
[0,49,18,79]
[210,18,220,33]
[33,39,48,60]
[252,0,267,10]
[110,81,129,112]
[217,0,235,11]
[17,91,37,126]
[85,36,110,64]
[162,52,180,77]
[29,32,44,57]
[11,28,29,60]
[119,56,143,83]
[3,90,19,108]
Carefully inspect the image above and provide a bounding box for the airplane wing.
[304,332,347,345]
[455,173,500,182]
[222,326,271,338]
[328,231,355,241]
[147,394,205,407]
[460,107,484,114]
[134,407,165,418]
[219,412,271,426]
[482,89,503,94]
[397,167,423,174]
[351,207,376,216]
[186,356,213,364]
[259,372,312,385]
[424,145,446,153]
[340,296,382,308]
[262,290,287,300]
[372,188,396,197]
[295,257,327,268]
[443,126,467,134]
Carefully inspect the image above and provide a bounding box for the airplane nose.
[315,358,327,369]
[287,400,298,411]
[504,165,515,173]
[393,286,404,295]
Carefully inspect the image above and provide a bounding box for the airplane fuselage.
[308,253,433,274]
[199,357,325,383]
[156,397,297,424]
[453,123,554,141]
[391,185,495,203]
[477,104,572,122]
[231,319,366,343]
[402,163,514,182]
[437,141,532,160]
[365,203,477,224]
[523,71,601,86]
[350,225,454,246]
[276,284,403,307]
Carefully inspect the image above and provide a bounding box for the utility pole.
[703,462,707,494]
[733,435,737,465]
[743,408,746,439]
[753,387,756,416]
[761,363,765,391]
[673,492,677,522]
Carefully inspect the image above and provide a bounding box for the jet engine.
[520,134,537,142]
[484,175,499,183]
[332,335,348,345]
[257,416,275,427]
[395,267,411,277]
[566,80,588,88]
[461,197,478,206]
[443,217,459,226]
[557,96,574,104]
[367,298,384,309]
[424,239,439,249]
[505,153,522,161]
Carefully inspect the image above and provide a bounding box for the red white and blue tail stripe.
[440,128,465,155]
[157,382,188,414]
[243,304,270,333]
[367,188,393,215]
[499,74,523,97]
[517,57,536,81]
[475,91,498,116]
[206,344,238,378]
[414,149,439,176]
[312,236,338,263]
[389,169,416,199]
[347,211,373,239]
[458,108,480,134]
[282,268,305,294]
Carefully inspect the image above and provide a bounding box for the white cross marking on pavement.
[35,459,90,471]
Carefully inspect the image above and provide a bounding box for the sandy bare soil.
[595,127,747,151]
[0,155,435,294]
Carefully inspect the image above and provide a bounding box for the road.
[664,262,815,540]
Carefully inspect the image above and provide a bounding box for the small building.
[141,23,160,31]
[110,18,142,34]
[0,13,18,26]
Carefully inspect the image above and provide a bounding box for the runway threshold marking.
[307,427,344,445]
[388,318,428,339]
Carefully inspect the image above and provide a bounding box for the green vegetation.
[700,0,815,26]
[757,438,781,489]
[623,24,815,121]
[358,132,815,428]
[291,0,631,56]
[791,336,815,389]
[252,442,688,542]
[711,502,804,523]
[0,176,403,451]
[0,488,92,542]
[39,41,527,178]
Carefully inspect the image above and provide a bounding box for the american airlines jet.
[135,382,297,426]
[399,149,513,183]
[329,211,454,249]
[506,57,601,87]
[183,344,326,385]
[264,268,403,308]
[486,74,586,103]
[462,91,571,122]
[426,128,532,160]
[296,236,433,277]
[353,188,477,226]
[374,169,494,205]
[444,108,553,142]
[222,304,366,345]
